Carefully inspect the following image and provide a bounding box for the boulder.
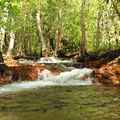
[8,64,38,82]
[0,61,63,84]
[93,56,120,86]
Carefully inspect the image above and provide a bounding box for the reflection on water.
[0,85,120,120]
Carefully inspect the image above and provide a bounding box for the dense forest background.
[0,0,120,57]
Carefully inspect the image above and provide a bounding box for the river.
[0,57,119,120]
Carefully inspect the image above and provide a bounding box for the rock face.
[7,64,38,82]
[1,53,120,86]
[0,60,63,85]
[93,56,120,86]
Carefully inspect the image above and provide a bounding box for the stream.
[0,57,120,120]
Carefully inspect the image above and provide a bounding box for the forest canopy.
[0,0,120,56]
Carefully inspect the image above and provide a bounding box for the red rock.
[96,74,102,79]
[5,60,20,67]
[4,63,63,83]
[93,56,120,86]
[7,64,38,81]
[0,76,11,84]
[98,68,106,75]
[47,67,62,75]
[36,65,49,72]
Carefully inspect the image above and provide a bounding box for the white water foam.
[0,68,93,94]
[37,57,73,63]
[18,57,72,64]
[18,58,34,63]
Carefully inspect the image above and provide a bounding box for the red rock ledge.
[93,56,120,86]
[0,59,62,85]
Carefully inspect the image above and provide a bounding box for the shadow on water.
[0,85,120,120]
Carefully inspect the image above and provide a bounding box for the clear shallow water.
[0,85,120,120]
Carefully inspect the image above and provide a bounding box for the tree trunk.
[7,30,15,57]
[0,51,5,76]
[55,9,62,56]
[46,28,55,56]
[81,0,87,55]
[36,10,47,56]
[106,0,111,49]
[0,27,5,52]
[0,2,10,53]
[96,11,102,50]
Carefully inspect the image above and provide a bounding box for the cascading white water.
[18,58,34,63]
[37,57,73,63]
[0,68,93,94]
[18,57,73,64]
[0,57,94,94]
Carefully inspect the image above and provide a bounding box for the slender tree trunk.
[81,0,87,55]
[49,36,55,53]
[0,27,5,52]
[7,30,15,56]
[106,0,111,49]
[46,28,55,55]
[55,9,62,56]
[96,11,102,50]
[0,2,9,53]
[0,51,5,76]
[36,10,47,56]
[6,18,15,59]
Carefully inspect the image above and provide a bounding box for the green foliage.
[0,0,119,55]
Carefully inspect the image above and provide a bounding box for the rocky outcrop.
[1,53,120,86]
[7,64,38,82]
[71,58,108,68]
[93,56,120,86]
[75,49,120,68]
[0,60,63,85]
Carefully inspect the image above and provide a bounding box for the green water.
[0,85,120,120]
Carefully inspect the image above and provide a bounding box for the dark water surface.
[0,85,120,120]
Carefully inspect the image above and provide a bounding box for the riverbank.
[0,50,120,86]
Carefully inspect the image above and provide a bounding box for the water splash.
[37,57,73,63]
[18,57,72,64]
[18,58,34,63]
[40,68,93,85]
[0,68,93,94]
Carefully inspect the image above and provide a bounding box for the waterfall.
[0,57,94,94]
[18,57,73,64]
[0,68,93,94]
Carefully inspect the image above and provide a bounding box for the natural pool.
[0,85,120,120]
